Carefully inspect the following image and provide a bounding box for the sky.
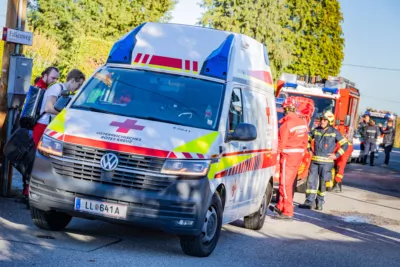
[170,0,400,115]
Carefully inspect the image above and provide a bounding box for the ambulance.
[29,22,278,257]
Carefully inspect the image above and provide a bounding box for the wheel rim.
[259,194,266,218]
[202,206,218,243]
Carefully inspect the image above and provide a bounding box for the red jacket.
[278,112,308,154]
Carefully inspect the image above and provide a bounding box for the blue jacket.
[308,126,349,163]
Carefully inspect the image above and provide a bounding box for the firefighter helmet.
[282,97,297,110]
[321,111,335,125]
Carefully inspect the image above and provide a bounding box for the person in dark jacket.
[362,120,379,166]
[299,111,348,211]
[379,119,396,167]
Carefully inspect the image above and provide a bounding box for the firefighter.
[332,139,354,193]
[299,111,348,210]
[271,97,308,220]
[362,120,379,166]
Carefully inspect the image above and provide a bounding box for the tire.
[244,182,272,231]
[180,192,223,257]
[296,180,307,194]
[30,206,72,231]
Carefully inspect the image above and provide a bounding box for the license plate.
[74,198,128,219]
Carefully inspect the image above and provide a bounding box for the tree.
[200,0,295,80]
[284,0,344,77]
[27,0,177,79]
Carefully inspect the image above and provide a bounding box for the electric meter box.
[7,56,33,108]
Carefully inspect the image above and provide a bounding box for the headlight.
[38,135,63,157]
[161,160,211,176]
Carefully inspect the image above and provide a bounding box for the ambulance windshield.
[71,67,225,130]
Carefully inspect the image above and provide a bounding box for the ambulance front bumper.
[29,152,212,236]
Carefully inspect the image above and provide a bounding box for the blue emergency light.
[284,83,298,88]
[200,34,234,80]
[275,98,285,105]
[322,87,339,94]
[107,23,146,64]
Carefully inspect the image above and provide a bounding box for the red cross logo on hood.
[110,119,145,133]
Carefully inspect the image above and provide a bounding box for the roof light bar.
[284,83,298,88]
[322,87,339,94]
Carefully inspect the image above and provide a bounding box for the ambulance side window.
[228,88,244,132]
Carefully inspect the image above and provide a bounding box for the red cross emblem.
[110,119,145,133]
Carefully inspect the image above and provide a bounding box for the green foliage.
[199,0,345,79]
[284,0,344,77]
[200,0,294,80]
[27,0,176,79]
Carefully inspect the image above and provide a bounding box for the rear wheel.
[180,192,223,257]
[30,206,72,231]
[244,182,272,230]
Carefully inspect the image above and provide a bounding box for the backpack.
[19,83,64,129]
[3,128,36,179]
[19,85,46,130]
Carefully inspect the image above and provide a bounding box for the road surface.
[0,162,399,267]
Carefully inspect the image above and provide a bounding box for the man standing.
[380,119,395,167]
[271,97,308,220]
[299,111,348,211]
[362,120,379,166]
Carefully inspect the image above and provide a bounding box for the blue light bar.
[284,83,298,88]
[322,87,339,94]
[200,34,234,80]
[276,97,285,105]
[107,23,146,64]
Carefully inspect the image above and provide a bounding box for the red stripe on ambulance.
[64,135,170,158]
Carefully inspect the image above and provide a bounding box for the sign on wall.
[2,27,33,46]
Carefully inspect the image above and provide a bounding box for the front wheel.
[180,192,223,257]
[30,206,72,231]
[244,182,272,230]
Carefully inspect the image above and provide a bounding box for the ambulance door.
[222,87,246,222]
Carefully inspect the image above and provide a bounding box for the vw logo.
[100,153,119,171]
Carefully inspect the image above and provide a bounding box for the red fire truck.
[274,73,361,193]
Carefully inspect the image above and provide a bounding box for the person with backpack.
[32,69,86,148]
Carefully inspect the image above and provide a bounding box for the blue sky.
[170,0,400,115]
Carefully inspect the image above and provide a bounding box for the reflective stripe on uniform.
[289,125,308,133]
[311,156,334,163]
[317,191,326,196]
[282,148,304,153]
[338,148,345,155]
[314,132,336,137]
[339,138,347,146]
[306,189,317,194]
[336,174,344,178]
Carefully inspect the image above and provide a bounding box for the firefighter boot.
[316,202,323,211]
[298,200,314,209]
[362,155,368,165]
[370,152,375,166]
[332,182,342,193]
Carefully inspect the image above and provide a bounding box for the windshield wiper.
[141,116,185,126]
[72,105,114,115]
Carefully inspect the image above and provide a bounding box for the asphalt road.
[1,163,399,267]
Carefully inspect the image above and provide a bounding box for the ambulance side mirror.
[344,115,351,127]
[54,91,71,112]
[227,123,257,142]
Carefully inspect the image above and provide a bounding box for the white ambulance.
[29,22,278,257]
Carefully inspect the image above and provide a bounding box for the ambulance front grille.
[62,143,166,172]
[50,143,173,192]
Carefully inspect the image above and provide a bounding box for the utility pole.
[0,0,27,196]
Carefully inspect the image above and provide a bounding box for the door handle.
[242,146,247,150]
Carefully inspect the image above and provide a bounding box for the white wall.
[0,0,7,29]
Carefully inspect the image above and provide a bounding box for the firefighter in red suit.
[271,97,309,220]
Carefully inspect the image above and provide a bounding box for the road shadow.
[341,163,400,199]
